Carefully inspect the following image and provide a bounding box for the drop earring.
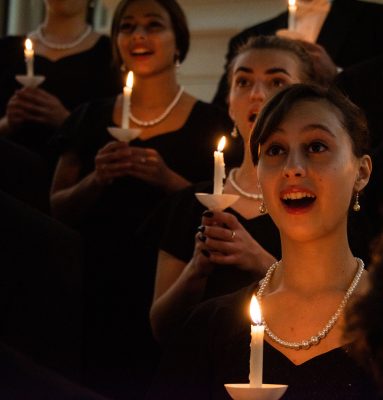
[231,125,239,138]
[259,200,267,214]
[120,64,126,72]
[353,192,361,212]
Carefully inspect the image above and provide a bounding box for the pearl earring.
[259,201,267,214]
[231,125,239,138]
[353,192,361,212]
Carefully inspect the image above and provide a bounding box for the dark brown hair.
[111,0,190,68]
[345,233,383,391]
[227,35,316,89]
[250,83,370,165]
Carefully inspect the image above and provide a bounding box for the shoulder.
[0,36,25,60]
[189,100,231,126]
[185,283,257,336]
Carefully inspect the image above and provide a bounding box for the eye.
[307,141,328,153]
[146,20,165,31]
[118,22,135,34]
[265,143,285,156]
[270,78,286,88]
[234,76,251,88]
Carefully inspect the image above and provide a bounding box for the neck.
[234,150,259,187]
[42,14,88,41]
[131,71,179,108]
[276,232,357,293]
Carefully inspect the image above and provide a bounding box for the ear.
[354,154,372,192]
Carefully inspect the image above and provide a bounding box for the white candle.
[122,71,134,129]
[249,295,264,388]
[288,0,297,31]
[213,136,226,194]
[24,38,34,77]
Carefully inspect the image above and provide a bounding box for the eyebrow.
[272,123,336,137]
[122,13,165,20]
[234,66,292,76]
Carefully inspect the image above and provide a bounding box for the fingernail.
[197,225,205,233]
[202,211,213,217]
[198,234,206,242]
[201,249,210,258]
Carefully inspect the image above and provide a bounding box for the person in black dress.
[148,84,377,399]
[213,0,383,109]
[149,35,317,343]
[50,0,234,398]
[0,0,121,174]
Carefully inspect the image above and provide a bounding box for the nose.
[250,82,266,103]
[283,150,306,178]
[131,25,146,39]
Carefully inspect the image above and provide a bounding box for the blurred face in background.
[228,48,302,142]
[117,0,178,77]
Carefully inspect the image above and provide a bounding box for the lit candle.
[249,295,264,388]
[288,0,297,31]
[24,38,34,77]
[122,71,134,129]
[213,136,226,194]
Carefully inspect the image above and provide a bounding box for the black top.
[148,283,379,400]
[152,180,281,299]
[53,97,235,398]
[0,35,121,162]
[54,99,235,236]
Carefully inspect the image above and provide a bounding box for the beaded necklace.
[257,258,365,350]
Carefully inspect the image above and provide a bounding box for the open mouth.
[281,192,316,209]
[249,113,257,123]
[131,48,153,57]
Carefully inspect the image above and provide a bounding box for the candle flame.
[126,71,134,89]
[288,0,296,7]
[250,295,262,325]
[25,38,33,51]
[217,136,226,152]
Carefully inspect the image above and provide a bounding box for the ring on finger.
[231,230,236,240]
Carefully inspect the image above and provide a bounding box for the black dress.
[154,180,281,300]
[53,98,235,399]
[148,284,379,400]
[0,35,121,170]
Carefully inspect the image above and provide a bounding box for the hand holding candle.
[122,71,134,129]
[288,0,297,31]
[249,295,264,388]
[24,38,34,77]
[213,136,226,195]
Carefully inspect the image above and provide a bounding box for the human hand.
[195,210,275,275]
[6,87,70,130]
[122,146,189,191]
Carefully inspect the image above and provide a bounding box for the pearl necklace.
[228,168,263,201]
[33,25,92,50]
[130,86,184,127]
[257,257,365,350]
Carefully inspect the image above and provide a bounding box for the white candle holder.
[107,127,141,143]
[224,383,288,400]
[15,75,45,88]
[195,193,239,211]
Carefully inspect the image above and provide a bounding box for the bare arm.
[150,248,212,344]
[50,151,107,225]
